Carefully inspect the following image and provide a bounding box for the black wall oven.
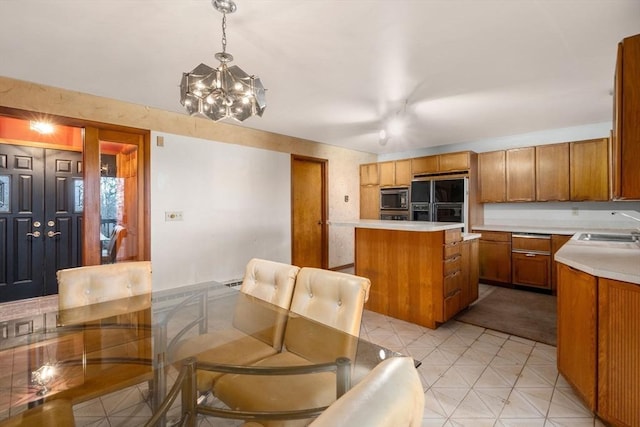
[410,175,468,230]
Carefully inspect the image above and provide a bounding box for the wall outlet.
[165,211,183,221]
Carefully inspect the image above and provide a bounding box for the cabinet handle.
[445,270,460,279]
[525,253,536,257]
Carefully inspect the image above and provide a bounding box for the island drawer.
[444,270,462,296]
[443,241,462,259]
[443,290,461,321]
[444,228,462,244]
[443,255,462,276]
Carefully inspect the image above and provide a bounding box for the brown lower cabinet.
[557,262,640,427]
[477,231,512,285]
[476,230,571,294]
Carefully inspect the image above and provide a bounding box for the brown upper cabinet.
[506,147,536,202]
[412,151,471,175]
[479,138,609,203]
[360,163,379,186]
[478,151,506,202]
[379,159,412,187]
[570,138,609,201]
[536,143,570,201]
[611,33,640,200]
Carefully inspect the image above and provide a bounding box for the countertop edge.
[555,239,640,285]
[329,220,464,232]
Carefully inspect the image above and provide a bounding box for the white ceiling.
[1,1,639,155]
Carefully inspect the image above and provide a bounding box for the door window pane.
[100,142,138,264]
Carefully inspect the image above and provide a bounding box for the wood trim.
[83,127,101,265]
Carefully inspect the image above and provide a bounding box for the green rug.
[455,286,557,346]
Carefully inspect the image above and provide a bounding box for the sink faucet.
[612,212,640,237]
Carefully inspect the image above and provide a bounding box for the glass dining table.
[0,281,405,425]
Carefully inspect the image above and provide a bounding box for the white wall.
[150,132,291,291]
[484,202,640,230]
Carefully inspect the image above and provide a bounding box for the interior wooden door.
[0,144,82,302]
[291,155,327,268]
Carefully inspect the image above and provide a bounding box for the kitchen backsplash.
[483,201,640,230]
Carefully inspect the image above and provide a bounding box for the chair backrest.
[57,261,152,310]
[239,258,300,309]
[308,357,424,427]
[104,225,125,263]
[233,259,300,350]
[289,268,370,335]
[284,268,371,362]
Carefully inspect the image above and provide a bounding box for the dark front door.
[0,144,82,302]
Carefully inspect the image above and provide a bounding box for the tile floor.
[4,285,604,426]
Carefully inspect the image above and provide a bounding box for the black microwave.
[380,188,409,210]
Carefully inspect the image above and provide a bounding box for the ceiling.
[1,1,639,155]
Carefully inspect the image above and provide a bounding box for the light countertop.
[472,223,637,236]
[329,219,464,233]
[555,234,640,285]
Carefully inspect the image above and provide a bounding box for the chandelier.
[180,0,266,122]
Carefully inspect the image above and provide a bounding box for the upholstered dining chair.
[57,260,152,310]
[50,261,153,406]
[237,357,424,427]
[169,258,300,392]
[211,267,371,427]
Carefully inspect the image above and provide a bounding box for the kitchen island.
[331,220,479,329]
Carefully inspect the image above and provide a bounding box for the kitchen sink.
[577,233,639,243]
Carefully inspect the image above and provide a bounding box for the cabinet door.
[478,239,511,284]
[378,161,395,187]
[394,159,412,186]
[478,151,506,202]
[612,34,640,200]
[506,147,535,201]
[359,185,380,219]
[459,238,479,308]
[598,278,640,427]
[412,155,438,175]
[360,163,379,186]
[570,139,609,201]
[536,143,570,201]
[557,263,597,411]
[439,152,470,172]
[512,253,550,289]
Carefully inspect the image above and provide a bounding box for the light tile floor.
[4,285,605,426]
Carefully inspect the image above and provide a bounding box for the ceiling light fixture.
[29,121,54,134]
[180,0,266,122]
[378,100,408,146]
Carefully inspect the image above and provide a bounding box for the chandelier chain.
[221,13,227,54]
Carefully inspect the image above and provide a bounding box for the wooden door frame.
[291,155,328,269]
[0,107,151,266]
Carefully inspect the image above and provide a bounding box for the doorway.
[291,155,328,268]
[0,112,150,302]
